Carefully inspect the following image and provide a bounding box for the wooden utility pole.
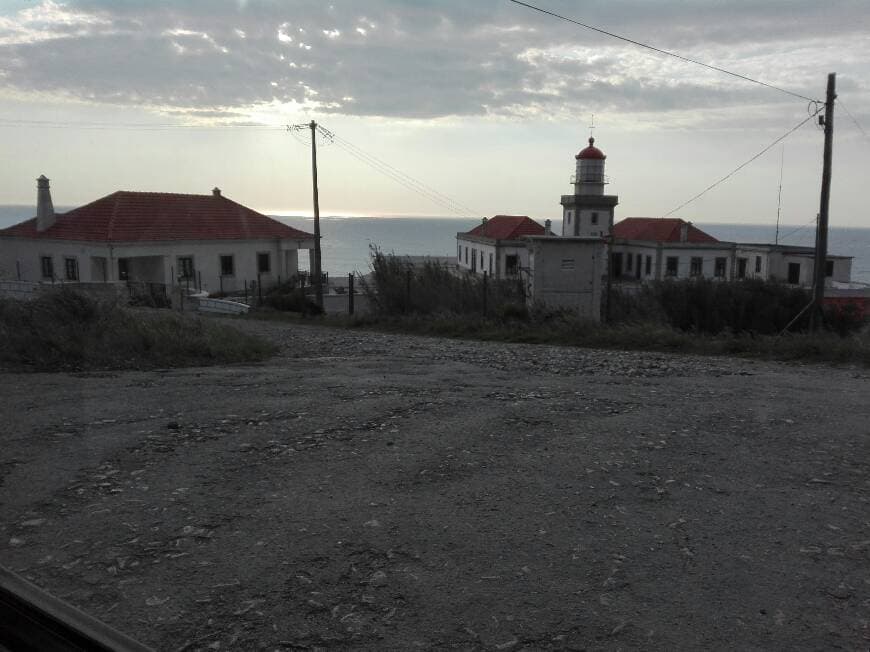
[309,120,324,308]
[811,73,836,330]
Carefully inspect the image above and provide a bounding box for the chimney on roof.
[36,175,55,232]
[544,219,552,236]
[212,187,222,197]
[481,216,487,234]
[680,221,690,243]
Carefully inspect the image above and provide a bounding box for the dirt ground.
[1,317,869,651]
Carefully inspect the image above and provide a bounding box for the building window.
[626,253,633,271]
[566,210,572,225]
[464,247,468,264]
[489,253,493,275]
[118,258,129,281]
[178,256,194,279]
[755,256,762,273]
[714,257,726,278]
[561,258,575,270]
[666,257,678,277]
[645,255,652,276]
[591,212,599,225]
[40,256,53,279]
[505,254,518,276]
[219,255,234,277]
[612,252,623,277]
[480,250,484,270]
[690,257,703,276]
[64,257,79,281]
[737,257,747,279]
[788,262,801,285]
[471,248,477,272]
[257,252,271,274]
[825,260,834,277]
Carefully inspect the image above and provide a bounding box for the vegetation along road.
[2,316,869,650]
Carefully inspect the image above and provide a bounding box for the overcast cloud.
[1,0,868,121]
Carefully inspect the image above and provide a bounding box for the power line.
[330,133,481,217]
[664,106,822,217]
[331,138,478,217]
[776,215,818,242]
[507,0,820,104]
[838,99,870,143]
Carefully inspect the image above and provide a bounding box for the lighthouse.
[560,137,618,238]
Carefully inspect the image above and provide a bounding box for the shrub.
[261,281,323,315]
[0,288,275,371]
[362,248,525,318]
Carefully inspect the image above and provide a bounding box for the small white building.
[611,217,852,286]
[456,215,547,278]
[526,236,606,319]
[0,176,315,294]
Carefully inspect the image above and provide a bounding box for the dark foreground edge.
[0,565,152,651]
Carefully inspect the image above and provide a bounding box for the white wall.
[527,238,605,320]
[0,236,313,293]
[456,236,529,279]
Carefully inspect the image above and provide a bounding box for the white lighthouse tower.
[560,137,618,238]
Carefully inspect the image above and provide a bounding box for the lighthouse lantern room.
[560,137,619,238]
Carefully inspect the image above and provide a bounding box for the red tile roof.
[0,191,313,242]
[613,217,719,243]
[465,215,545,241]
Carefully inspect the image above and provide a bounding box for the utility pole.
[811,73,836,330]
[309,120,323,308]
[289,120,328,308]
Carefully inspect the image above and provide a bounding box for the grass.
[246,308,870,367]
[0,289,276,372]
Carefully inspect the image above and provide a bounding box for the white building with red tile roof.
[0,176,315,294]
[456,215,548,278]
[610,216,852,284]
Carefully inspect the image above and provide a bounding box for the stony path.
[1,318,869,650]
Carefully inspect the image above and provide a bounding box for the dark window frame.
[40,256,53,279]
[64,257,79,281]
[737,257,747,279]
[690,257,703,277]
[645,255,652,276]
[755,256,762,273]
[825,260,834,277]
[714,257,727,278]
[505,254,519,276]
[257,252,271,274]
[178,256,195,279]
[219,255,235,277]
[666,256,678,277]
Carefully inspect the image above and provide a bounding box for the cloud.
[0,0,867,121]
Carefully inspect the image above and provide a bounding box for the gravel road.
[1,317,869,650]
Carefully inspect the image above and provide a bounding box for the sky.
[0,0,868,226]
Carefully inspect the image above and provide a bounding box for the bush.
[610,279,827,335]
[0,288,275,371]
[261,281,323,315]
[362,248,526,318]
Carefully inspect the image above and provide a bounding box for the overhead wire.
[324,133,480,217]
[507,0,820,104]
[838,99,870,143]
[663,106,823,217]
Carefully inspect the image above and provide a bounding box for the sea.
[2,206,869,284]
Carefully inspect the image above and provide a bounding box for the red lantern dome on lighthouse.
[576,137,606,160]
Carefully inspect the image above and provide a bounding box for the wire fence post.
[483,271,488,316]
[348,272,355,315]
[219,275,223,296]
[244,280,248,305]
[197,270,202,292]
